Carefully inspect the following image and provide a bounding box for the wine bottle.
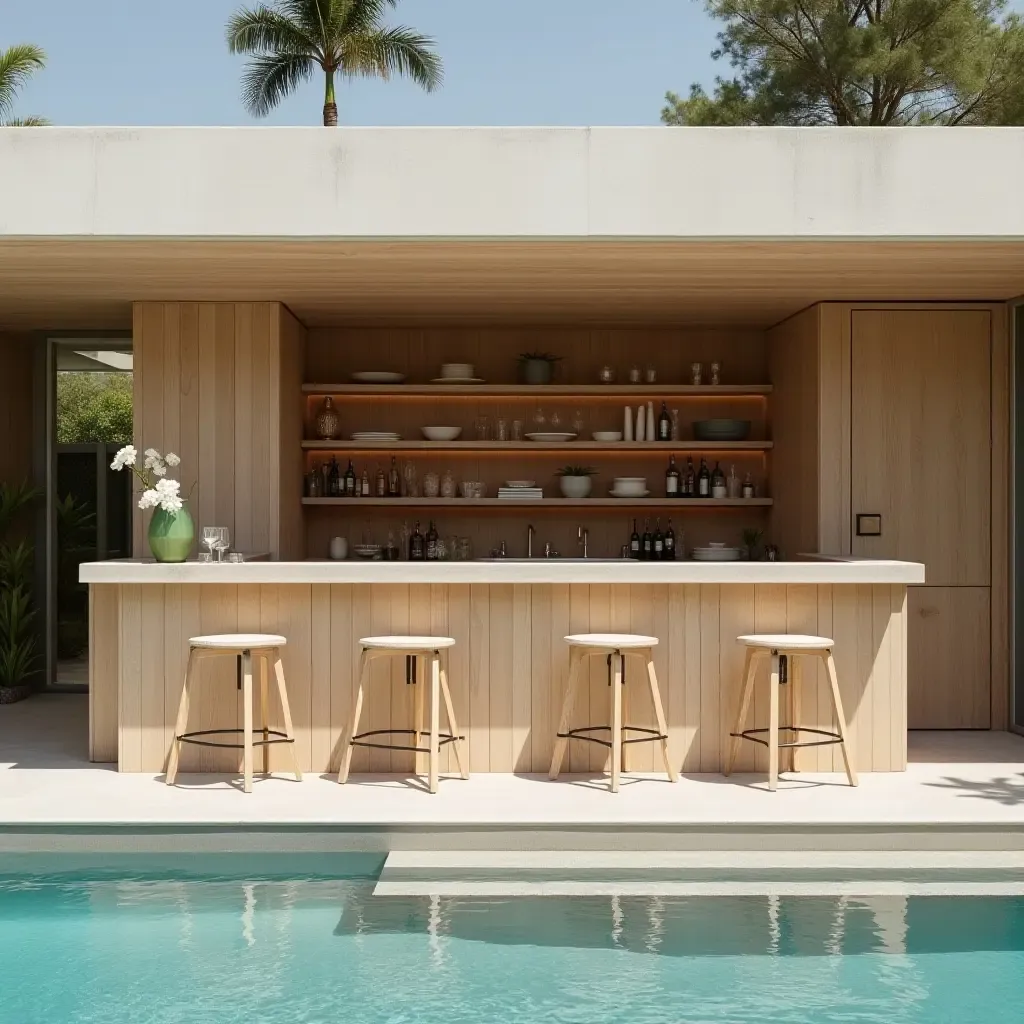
[697,457,711,498]
[375,464,386,497]
[664,519,676,560]
[360,469,371,497]
[409,521,425,561]
[742,473,755,499]
[653,518,665,560]
[642,518,653,560]
[630,518,641,559]
[657,401,671,441]
[344,459,357,497]
[711,461,726,498]
[684,456,696,497]
[387,456,401,498]
[328,456,341,497]
[665,454,680,498]
[426,520,439,561]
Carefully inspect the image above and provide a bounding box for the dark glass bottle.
[657,401,671,441]
[344,459,357,497]
[711,460,725,497]
[426,520,439,561]
[665,454,680,498]
[664,519,676,560]
[630,518,641,559]
[328,456,341,497]
[642,518,653,560]
[409,521,425,561]
[697,457,711,498]
[388,456,401,498]
[375,464,386,497]
[684,456,696,497]
[653,518,664,560]
[360,469,370,497]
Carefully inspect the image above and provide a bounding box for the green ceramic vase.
[148,505,194,563]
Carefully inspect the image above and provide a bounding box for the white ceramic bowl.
[610,478,647,496]
[440,363,474,379]
[592,431,623,442]
[421,426,463,441]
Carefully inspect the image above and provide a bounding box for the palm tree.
[227,0,442,126]
[0,44,47,126]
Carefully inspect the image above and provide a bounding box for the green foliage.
[56,495,96,660]
[556,465,597,477]
[519,352,563,362]
[0,43,46,126]
[226,0,443,125]
[662,0,1024,125]
[0,481,40,540]
[56,373,133,445]
[0,482,39,689]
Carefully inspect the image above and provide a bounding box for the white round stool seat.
[565,633,658,649]
[738,633,833,650]
[360,635,456,650]
[189,633,286,649]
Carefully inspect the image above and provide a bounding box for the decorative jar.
[315,397,340,440]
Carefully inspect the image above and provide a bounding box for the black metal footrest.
[177,728,293,750]
[558,725,667,751]
[731,725,843,750]
[350,728,464,754]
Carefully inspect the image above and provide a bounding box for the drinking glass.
[474,416,490,441]
[691,362,703,386]
[202,526,221,560]
[214,527,231,562]
[511,419,524,441]
[495,418,509,442]
[459,538,473,561]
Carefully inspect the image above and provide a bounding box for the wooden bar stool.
[165,633,302,793]
[725,634,858,791]
[549,633,677,793]
[338,636,469,794]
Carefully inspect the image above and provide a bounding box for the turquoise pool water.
[1,855,1023,1023]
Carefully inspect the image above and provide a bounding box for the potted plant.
[556,466,596,499]
[0,482,40,703]
[741,528,763,561]
[110,446,194,562]
[518,351,562,385]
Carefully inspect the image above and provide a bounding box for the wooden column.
[0,332,35,485]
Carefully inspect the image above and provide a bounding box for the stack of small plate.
[691,543,742,561]
[351,431,402,441]
[498,481,543,500]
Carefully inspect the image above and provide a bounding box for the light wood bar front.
[84,559,920,776]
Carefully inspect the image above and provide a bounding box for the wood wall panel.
[132,302,306,559]
[106,581,907,775]
[88,585,119,762]
[0,333,34,487]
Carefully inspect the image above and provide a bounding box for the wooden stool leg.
[338,650,370,784]
[440,660,469,780]
[428,653,441,794]
[242,650,254,794]
[272,651,302,782]
[610,651,623,793]
[768,652,780,791]
[724,648,756,776]
[548,648,583,780]
[644,653,677,783]
[788,655,802,774]
[620,660,630,774]
[260,654,270,776]
[165,648,195,785]
[412,656,426,776]
[823,652,859,787]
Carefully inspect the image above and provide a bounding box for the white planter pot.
[559,476,593,499]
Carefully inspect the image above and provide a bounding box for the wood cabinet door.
[850,310,991,586]
[908,587,991,728]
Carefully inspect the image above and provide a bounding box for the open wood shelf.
[302,497,773,509]
[302,440,773,452]
[303,383,773,397]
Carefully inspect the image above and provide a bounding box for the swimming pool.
[2,854,1023,1023]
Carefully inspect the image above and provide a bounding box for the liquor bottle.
[657,402,672,442]
[684,456,696,497]
[375,464,386,497]
[343,459,357,497]
[742,472,755,499]
[653,518,665,559]
[697,457,711,498]
[409,521,425,561]
[360,469,371,497]
[642,518,653,560]
[711,461,726,498]
[665,454,680,498]
[630,518,641,559]
[387,456,401,498]
[664,519,677,560]
[426,520,439,561]
[328,456,341,497]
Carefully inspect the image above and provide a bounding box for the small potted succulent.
[519,351,562,385]
[741,528,763,561]
[556,466,597,499]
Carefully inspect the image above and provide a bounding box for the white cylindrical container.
[646,401,655,441]
[635,405,645,442]
[624,406,634,442]
[329,536,348,560]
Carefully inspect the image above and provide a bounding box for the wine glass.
[214,526,231,562]
[202,526,221,560]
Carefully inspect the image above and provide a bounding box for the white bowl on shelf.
[592,431,623,442]
[610,477,647,497]
[609,488,650,498]
[421,426,463,441]
[440,363,474,380]
[505,480,536,488]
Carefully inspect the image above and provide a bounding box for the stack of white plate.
[692,544,742,561]
[610,477,648,498]
[350,371,406,384]
[498,487,543,500]
[351,431,401,441]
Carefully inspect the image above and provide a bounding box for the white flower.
[155,478,180,500]
[110,445,137,471]
[138,477,184,514]
[165,452,180,467]
[151,462,167,477]
[137,488,159,510]
[144,448,160,458]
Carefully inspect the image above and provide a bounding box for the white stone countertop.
[81,557,925,585]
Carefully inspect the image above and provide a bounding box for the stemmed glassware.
[202,526,231,562]
[201,526,220,561]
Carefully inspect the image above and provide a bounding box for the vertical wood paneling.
[117,584,143,772]
[178,304,200,557]
[991,303,1010,731]
[429,584,451,773]
[329,584,353,774]
[568,584,590,773]
[550,585,571,772]
[350,584,372,773]
[0,332,35,488]
[469,583,491,772]
[681,584,701,772]
[366,584,392,773]
[815,584,836,771]
[784,584,819,771]
[88,586,119,763]
[530,584,553,771]
[160,584,182,767]
[892,586,907,770]
[698,585,720,772]
[387,584,411,773]
[587,583,612,771]
[178,584,202,772]
[720,584,756,772]
[310,584,331,773]
[236,583,262,769]
[489,584,514,771]
[448,584,471,775]
[199,584,239,772]
[408,583,433,774]
[751,584,786,773]
[511,584,532,772]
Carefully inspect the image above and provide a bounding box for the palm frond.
[240,52,316,116]
[227,6,320,59]
[2,115,48,126]
[337,0,400,36]
[342,26,443,90]
[0,44,46,123]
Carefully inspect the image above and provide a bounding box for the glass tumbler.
[495,418,509,442]
[511,419,524,441]
[474,416,490,441]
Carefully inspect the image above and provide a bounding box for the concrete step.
[374,849,1024,896]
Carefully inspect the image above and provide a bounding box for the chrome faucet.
[577,525,589,558]
[527,524,535,558]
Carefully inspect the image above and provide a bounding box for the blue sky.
[4,0,720,126]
